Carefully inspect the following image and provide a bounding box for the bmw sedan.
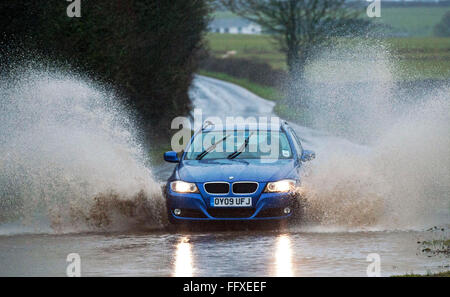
[163,121,315,223]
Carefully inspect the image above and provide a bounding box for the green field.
[373,6,449,37]
[206,34,285,69]
[206,34,450,80]
[213,6,450,37]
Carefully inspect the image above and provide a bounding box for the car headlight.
[264,179,296,193]
[170,180,199,193]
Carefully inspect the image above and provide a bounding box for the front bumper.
[166,189,296,221]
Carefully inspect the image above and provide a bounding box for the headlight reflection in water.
[275,234,294,277]
[173,236,194,277]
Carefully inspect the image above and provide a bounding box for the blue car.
[163,121,315,224]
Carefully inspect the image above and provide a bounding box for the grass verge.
[393,271,450,277]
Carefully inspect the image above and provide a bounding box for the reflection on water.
[275,234,294,277]
[173,237,194,277]
[0,230,447,276]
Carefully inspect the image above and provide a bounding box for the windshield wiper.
[227,132,254,160]
[196,134,230,160]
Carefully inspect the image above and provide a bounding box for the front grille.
[204,182,229,194]
[207,208,255,218]
[232,182,258,194]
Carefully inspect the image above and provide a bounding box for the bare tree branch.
[219,0,364,78]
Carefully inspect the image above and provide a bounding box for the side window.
[288,128,303,158]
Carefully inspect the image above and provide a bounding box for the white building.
[209,19,262,35]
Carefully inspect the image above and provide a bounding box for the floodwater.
[0,228,447,277]
[1,51,449,276]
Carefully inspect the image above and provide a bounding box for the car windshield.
[184,130,293,160]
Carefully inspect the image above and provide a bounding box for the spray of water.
[0,69,166,235]
[295,41,450,231]
[1,43,448,234]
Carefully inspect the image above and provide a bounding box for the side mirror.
[301,150,316,162]
[164,151,180,163]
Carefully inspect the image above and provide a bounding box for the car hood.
[177,159,298,183]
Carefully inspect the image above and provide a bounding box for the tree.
[434,11,450,37]
[220,0,363,79]
[0,0,212,143]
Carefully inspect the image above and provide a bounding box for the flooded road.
[0,74,448,276]
[0,229,447,277]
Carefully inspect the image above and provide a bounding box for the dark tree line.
[0,0,212,142]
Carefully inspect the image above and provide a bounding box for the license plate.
[211,197,252,207]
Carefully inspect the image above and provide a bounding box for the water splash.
[0,69,166,235]
[294,41,450,231]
